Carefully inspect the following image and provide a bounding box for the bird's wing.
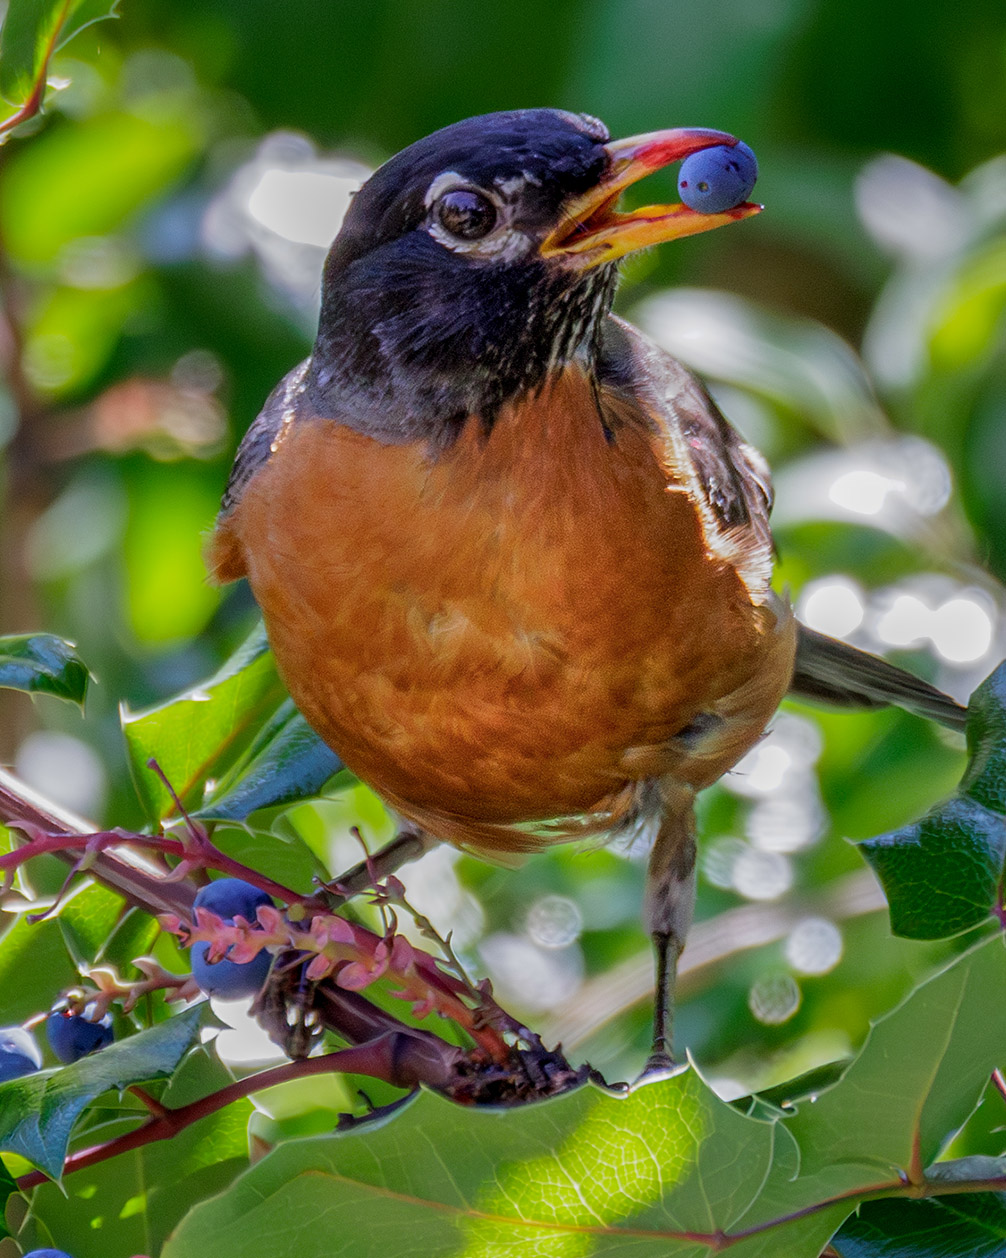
[219,359,311,515]
[598,315,969,734]
[791,625,967,731]
[599,314,775,603]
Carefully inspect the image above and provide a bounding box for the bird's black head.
[308,108,758,443]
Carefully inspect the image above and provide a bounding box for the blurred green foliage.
[2,0,1006,1252]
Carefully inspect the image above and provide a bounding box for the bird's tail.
[790,625,968,732]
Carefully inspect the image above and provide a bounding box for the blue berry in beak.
[677,141,758,213]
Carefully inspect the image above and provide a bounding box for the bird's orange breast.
[208,369,793,853]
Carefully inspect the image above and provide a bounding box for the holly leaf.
[0,0,120,107]
[194,698,343,823]
[0,632,90,709]
[833,1158,1006,1257]
[162,938,1006,1258]
[776,935,1006,1178]
[30,1042,252,1256]
[0,1004,204,1180]
[121,624,286,824]
[860,661,1006,939]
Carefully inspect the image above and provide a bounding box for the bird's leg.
[641,784,697,1077]
[324,823,437,905]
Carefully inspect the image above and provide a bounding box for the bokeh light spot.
[749,973,801,1025]
[785,918,844,975]
[798,577,865,639]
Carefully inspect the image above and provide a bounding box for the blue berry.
[194,878,272,921]
[677,141,758,213]
[0,1026,42,1081]
[191,878,272,1000]
[46,1007,114,1064]
[23,1250,75,1257]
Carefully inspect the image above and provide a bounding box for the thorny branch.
[0,766,586,1115]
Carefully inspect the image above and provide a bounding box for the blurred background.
[2,0,1006,1112]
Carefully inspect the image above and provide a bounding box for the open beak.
[540,127,760,266]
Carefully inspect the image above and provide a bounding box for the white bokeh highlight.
[748,973,802,1025]
[798,577,866,640]
[785,918,844,975]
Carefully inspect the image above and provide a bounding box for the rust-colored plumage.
[209,357,795,856]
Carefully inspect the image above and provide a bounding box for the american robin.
[208,109,966,1072]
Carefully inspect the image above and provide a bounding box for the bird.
[207,108,966,1073]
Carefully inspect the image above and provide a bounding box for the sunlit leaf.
[163,938,1006,1258]
[0,632,90,708]
[121,624,285,824]
[0,0,120,107]
[164,1071,779,1258]
[0,1157,15,1240]
[0,1004,204,1180]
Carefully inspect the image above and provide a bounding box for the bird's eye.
[435,189,497,240]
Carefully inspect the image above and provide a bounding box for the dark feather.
[220,360,309,514]
[791,625,967,732]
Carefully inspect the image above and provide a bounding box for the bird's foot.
[636,1048,688,1084]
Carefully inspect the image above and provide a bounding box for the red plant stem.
[16,1037,448,1192]
[0,767,308,907]
[0,0,77,141]
[0,766,512,1061]
[0,769,195,917]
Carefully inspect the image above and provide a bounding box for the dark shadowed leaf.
[195,698,343,822]
[834,1158,1006,1257]
[0,633,90,708]
[960,663,1006,816]
[859,797,1006,938]
[860,662,1006,939]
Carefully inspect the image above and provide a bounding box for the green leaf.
[0,1157,16,1241]
[0,632,90,708]
[0,1004,204,1181]
[960,663,1006,815]
[0,0,120,107]
[195,699,343,822]
[57,879,127,968]
[163,1070,779,1258]
[834,1164,1006,1257]
[30,1043,251,1258]
[859,662,1006,939]
[163,937,1006,1258]
[859,797,1006,938]
[0,912,80,1024]
[784,936,1006,1177]
[120,624,286,824]
[210,824,321,894]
